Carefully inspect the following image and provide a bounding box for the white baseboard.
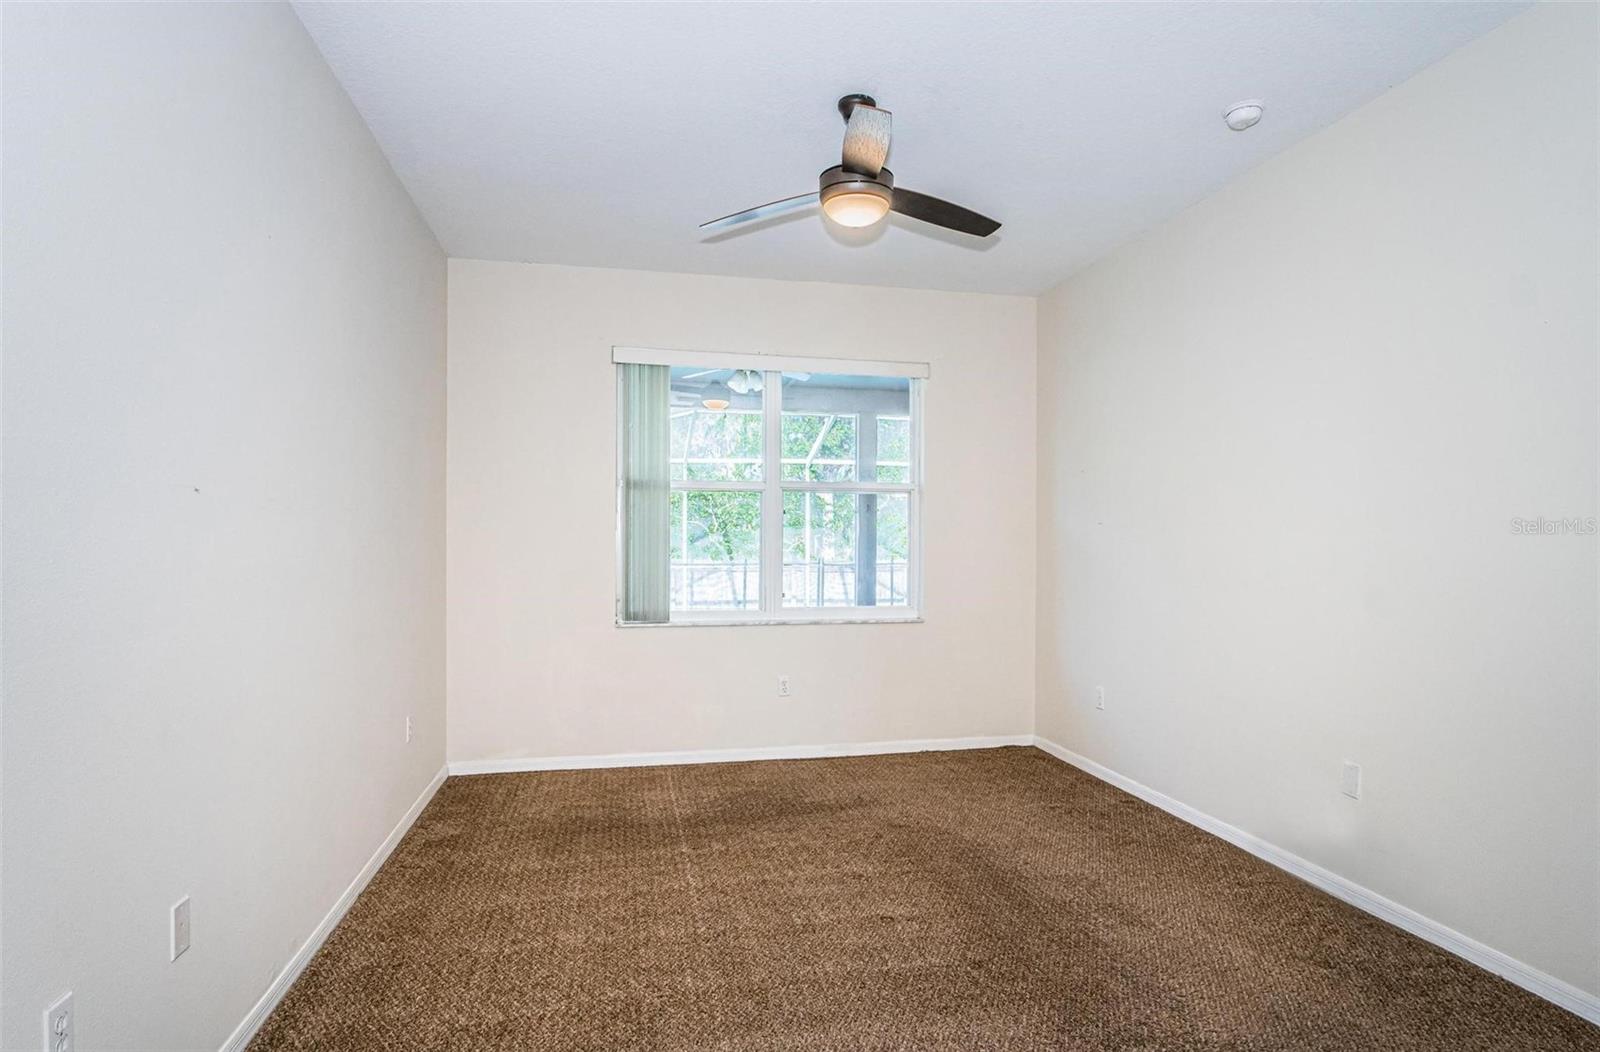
[448,734,1033,776]
[1031,735,1600,1026]
[218,764,449,1052]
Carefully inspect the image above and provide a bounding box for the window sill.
[617,612,923,628]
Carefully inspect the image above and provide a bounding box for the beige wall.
[447,260,1035,763]
[2,4,447,1048]
[1035,2,1598,997]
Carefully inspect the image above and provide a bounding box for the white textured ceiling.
[293,1,1523,295]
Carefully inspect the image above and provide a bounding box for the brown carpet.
[249,747,1599,1051]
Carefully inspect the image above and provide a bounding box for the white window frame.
[614,347,927,627]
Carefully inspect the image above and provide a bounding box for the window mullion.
[669,480,765,492]
[776,480,914,494]
[760,371,783,614]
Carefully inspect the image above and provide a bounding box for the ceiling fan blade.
[699,192,819,232]
[890,188,1001,237]
[841,104,892,176]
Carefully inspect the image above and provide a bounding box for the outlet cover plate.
[1341,761,1362,800]
[44,991,73,1052]
[171,896,192,961]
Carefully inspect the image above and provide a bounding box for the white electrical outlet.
[171,896,192,961]
[777,676,791,698]
[405,716,413,744]
[1094,686,1105,710]
[43,991,73,1052]
[1341,761,1362,800]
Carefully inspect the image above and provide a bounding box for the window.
[616,350,924,625]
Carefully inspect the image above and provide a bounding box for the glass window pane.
[670,366,763,481]
[875,416,911,484]
[873,493,911,606]
[782,490,910,609]
[670,490,761,612]
[780,372,911,482]
[781,412,856,481]
[783,491,854,607]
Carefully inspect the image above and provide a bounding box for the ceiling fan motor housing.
[819,164,893,210]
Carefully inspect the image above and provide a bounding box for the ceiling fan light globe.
[822,190,891,228]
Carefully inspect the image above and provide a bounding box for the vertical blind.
[620,363,670,623]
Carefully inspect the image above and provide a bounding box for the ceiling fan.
[699,94,1001,239]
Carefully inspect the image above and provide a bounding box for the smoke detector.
[1224,100,1264,131]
